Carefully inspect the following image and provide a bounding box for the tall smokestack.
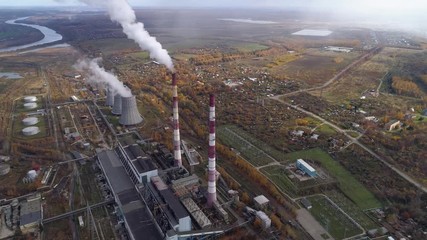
[207,94,217,207]
[172,73,182,168]
[119,95,143,126]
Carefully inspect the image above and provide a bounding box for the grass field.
[217,125,287,166]
[325,190,379,230]
[307,195,363,239]
[284,148,382,210]
[260,165,298,197]
[316,124,337,135]
[233,43,269,53]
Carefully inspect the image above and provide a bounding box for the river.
[0,17,63,53]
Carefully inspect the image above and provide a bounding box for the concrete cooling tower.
[111,94,122,115]
[119,95,143,126]
[106,88,115,107]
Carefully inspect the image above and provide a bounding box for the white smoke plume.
[77,0,174,71]
[74,58,132,97]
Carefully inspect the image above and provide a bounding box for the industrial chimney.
[119,96,143,126]
[207,94,217,207]
[111,94,122,115]
[106,88,115,107]
[172,73,182,168]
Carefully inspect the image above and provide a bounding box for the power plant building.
[119,96,143,126]
[116,143,158,184]
[296,159,317,177]
[97,150,164,240]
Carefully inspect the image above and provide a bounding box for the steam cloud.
[75,58,132,97]
[78,0,174,71]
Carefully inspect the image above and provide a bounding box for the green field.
[284,148,382,210]
[233,43,269,53]
[316,124,337,135]
[217,125,286,167]
[307,195,363,239]
[325,190,379,230]
[260,165,298,197]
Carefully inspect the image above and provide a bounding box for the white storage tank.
[22,117,39,126]
[0,164,11,176]
[23,103,37,110]
[27,170,37,180]
[22,126,40,136]
[24,96,37,103]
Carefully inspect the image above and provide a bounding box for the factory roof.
[297,159,316,172]
[20,195,41,226]
[133,157,156,174]
[97,150,163,240]
[159,189,189,219]
[254,195,269,206]
[181,198,212,229]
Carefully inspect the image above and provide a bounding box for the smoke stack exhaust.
[119,95,143,126]
[172,73,182,167]
[207,94,217,207]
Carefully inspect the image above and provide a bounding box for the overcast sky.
[2,0,427,31]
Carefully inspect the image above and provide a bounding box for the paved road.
[270,97,427,194]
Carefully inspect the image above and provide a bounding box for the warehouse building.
[296,159,317,177]
[20,194,42,233]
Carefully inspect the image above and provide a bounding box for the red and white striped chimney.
[207,94,217,207]
[172,73,182,168]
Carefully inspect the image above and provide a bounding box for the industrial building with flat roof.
[296,159,317,177]
[97,150,164,240]
[116,143,158,184]
[20,194,42,233]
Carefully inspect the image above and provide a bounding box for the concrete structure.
[106,88,115,107]
[27,170,37,181]
[22,117,39,126]
[0,163,11,176]
[20,194,41,233]
[148,176,191,232]
[296,159,317,177]
[22,126,40,136]
[97,150,165,240]
[119,95,143,126]
[254,195,269,209]
[24,96,37,103]
[385,120,401,131]
[23,103,37,110]
[117,143,158,184]
[207,94,217,207]
[256,211,271,229]
[181,140,201,166]
[181,198,212,229]
[172,73,183,167]
[112,94,122,115]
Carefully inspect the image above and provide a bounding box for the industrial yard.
[0,4,426,240]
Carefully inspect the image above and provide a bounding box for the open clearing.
[307,195,363,239]
[217,125,288,166]
[283,148,382,210]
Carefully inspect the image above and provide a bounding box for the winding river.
[0,17,63,53]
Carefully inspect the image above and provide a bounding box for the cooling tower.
[207,94,217,207]
[119,95,143,126]
[106,88,115,107]
[111,94,122,115]
[172,73,182,168]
